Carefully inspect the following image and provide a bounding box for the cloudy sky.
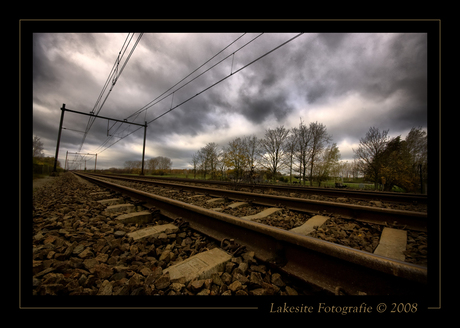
[32,32,427,170]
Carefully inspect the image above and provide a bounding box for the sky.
[32,32,428,170]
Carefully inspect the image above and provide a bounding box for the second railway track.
[101,173,428,205]
[76,172,427,295]
[86,173,427,232]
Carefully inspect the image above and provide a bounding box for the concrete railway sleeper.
[33,173,314,296]
[91,174,428,266]
[76,172,426,295]
[87,173,427,232]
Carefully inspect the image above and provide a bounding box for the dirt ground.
[33,175,57,191]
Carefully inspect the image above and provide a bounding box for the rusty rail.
[76,172,427,295]
[99,172,428,204]
[86,173,427,232]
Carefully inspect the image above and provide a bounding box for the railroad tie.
[115,210,154,225]
[227,202,249,209]
[373,227,407,261]
[289,215,329,236]
[164,248,232,284]
[105,203,137,214]
[241,207,283,221]
[126,223,179,241]
[206,198,226,204]
[96,198,125,206]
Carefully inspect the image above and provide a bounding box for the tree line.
[190,120,343,186]
[122,156,173,175]
[353,126,427,192]
[33,136,62,175]
[188,122,427,192]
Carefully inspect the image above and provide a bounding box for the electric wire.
[147,33,304,125]
[125,33,248,120]
[78,33,143,152]
[94,33,304,157]
[91,33,253,155]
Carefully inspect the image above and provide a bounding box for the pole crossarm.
[53,104,146,175]
[64,107,146,127]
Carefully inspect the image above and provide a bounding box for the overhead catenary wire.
[94,33,304,156]
[147,33,304,125]
[79,33,134,150]
[125,33,248,120]
[127,33,263,121]
[92,33,253,155]
[78,33,143,152]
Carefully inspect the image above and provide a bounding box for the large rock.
[93,263,113,279]
[154,274,170,290]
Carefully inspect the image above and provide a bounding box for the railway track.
[75,172,427,295]
[86,173,427,232]
[99,173,428,205]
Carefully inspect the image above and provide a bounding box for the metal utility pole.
[67,152,98,172]
[53,105,148,176]
[51,104,66,175]
[64,151,68,171]
[140,121,147,175]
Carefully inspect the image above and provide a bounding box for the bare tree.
[353,126,390,188]
[223,137,248,181]
[284,132,298,183]
[314,143,341,187]
[293,119,312,185]
[147,156,172,174]
[198,142,220,179]
[308,122,332,186]
[124,160,141,174]
[156,156,173,171]
[258,126,290,181]
[33,136,44,158]
[146,157,158,174]
[189,152,199,179]
[242,134,259,170]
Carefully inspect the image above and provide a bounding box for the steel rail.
[100,173,428,204]
[87,173,427,232]
[76,172,427,295]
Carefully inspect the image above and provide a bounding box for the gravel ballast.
[32,173,315,295]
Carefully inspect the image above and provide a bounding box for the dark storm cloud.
[32,32,428,168]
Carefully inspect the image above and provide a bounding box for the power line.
[147,33,304,125]
[79,33,134,151]
[95,33,304,156]
[125,33,248,120]
[78,33,143,152]
[93,33,253,154]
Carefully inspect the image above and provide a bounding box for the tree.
[308,122,332,186]
[242,135,259,170]
[146,158,158,174]
[284,132,298,183]
[314,143,341,187]
[156,156,173,171]
[189,152,199,179]
[258,126,290,182]
[378,136,417,191]
[197,142,220,179]
[147,156,172,175]
[223,137,248,181]
[404,127,428,192]
[33,136,44,158]
[124,160,142,174]
[293,119,312,185]
[378,128,427,192]
[353,127,390,188]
